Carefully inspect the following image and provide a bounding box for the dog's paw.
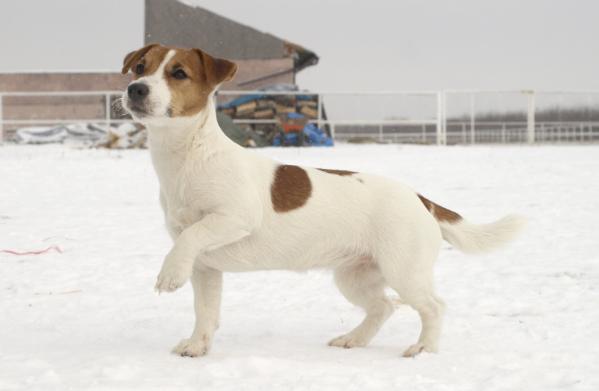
[172,338,210,357]
[328,333,368,349]
[402,342,436,358]
[155,263,191,293]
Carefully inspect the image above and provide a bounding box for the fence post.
[558,124,562,141]
[540,123,545,142]
[470,92,476,144]
[502,123,506,143]
[526,90,535,144]
[0,94,3,143]
[317,93,322,130]
[442,91,447,145]
[436,91,444,145]
[105,93,111,129]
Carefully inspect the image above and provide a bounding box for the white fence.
[216,90,443,144]
[1,89,599,144]
[443,90,599,144]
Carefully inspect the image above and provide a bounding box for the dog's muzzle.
[127,83,149,103]
[125,82,151,115]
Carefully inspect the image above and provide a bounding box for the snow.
[1,143,598,390]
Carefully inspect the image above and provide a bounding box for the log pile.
[219,94,319,121]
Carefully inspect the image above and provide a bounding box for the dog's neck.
[143,98,232,190]
[146,98,223,150]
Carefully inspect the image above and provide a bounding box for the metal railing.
[215,90,442,144]
[1,89,599,144]
[442,89,599,144]
[445,120,599,144]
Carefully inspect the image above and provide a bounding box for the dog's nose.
[127,83,149,102]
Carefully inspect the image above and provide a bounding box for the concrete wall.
[0,73,131,93]
[0,73,130,137]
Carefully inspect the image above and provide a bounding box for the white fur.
[439,215,527,254]
[122,50,175,120]
[123,52,524,358]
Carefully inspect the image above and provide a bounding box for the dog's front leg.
[172,267,222,357]
[155,213,252,293]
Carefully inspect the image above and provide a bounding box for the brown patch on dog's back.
[418,194,462,223]
[271,165,312,212]
[317,168,356,176]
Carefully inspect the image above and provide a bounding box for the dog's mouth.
[123,94,172,120]
[126,101,149,117]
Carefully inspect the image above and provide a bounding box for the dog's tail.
[417,194,526,254]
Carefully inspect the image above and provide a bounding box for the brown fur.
[121,44,238,117]
[166,50,210,117]
[121,44,165,76]
[271,165,312,213]
[194,48,237,87]
[417,194,462,223]
[317,168,356,176]
[167,48,237,117]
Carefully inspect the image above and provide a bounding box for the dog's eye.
[134,63,145,75]
[172,69,187,80]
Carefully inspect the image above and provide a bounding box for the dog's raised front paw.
[155,263,191,293]
[172,337,210,357]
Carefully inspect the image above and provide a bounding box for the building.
[0,0,318,138]
[146,0,318,89]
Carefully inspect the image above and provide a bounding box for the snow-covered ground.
[1,144,598,390]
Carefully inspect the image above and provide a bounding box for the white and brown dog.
[121,44,525,358]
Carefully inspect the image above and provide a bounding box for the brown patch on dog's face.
[417,194,462,223]
[121,44,238,117]
[164,49,208,117]
[167,48,237,117]
[317,168,356,176]
[121,44,168,78]
[271,165,312,213]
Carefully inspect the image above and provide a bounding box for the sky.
[1,0,598,93]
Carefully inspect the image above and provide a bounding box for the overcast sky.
[1,0,598,92]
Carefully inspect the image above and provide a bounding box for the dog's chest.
[155,158,210,232]
[168,175,207,226]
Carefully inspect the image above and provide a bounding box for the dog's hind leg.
[328,258,395,349]
[376,241,445,357]
[172,266,222,357]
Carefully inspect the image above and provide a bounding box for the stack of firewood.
[219,95,319,121]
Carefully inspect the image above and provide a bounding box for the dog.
[121,44,525,358]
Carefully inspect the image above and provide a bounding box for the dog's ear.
[194,48,237,86]
[121,44,158,74]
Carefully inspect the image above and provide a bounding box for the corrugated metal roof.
[145,0,306,60]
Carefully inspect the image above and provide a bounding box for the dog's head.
[121,44,237,123]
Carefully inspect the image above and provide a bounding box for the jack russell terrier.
[121,44,525,358]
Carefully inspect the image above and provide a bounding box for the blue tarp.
[273,122,333,147]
